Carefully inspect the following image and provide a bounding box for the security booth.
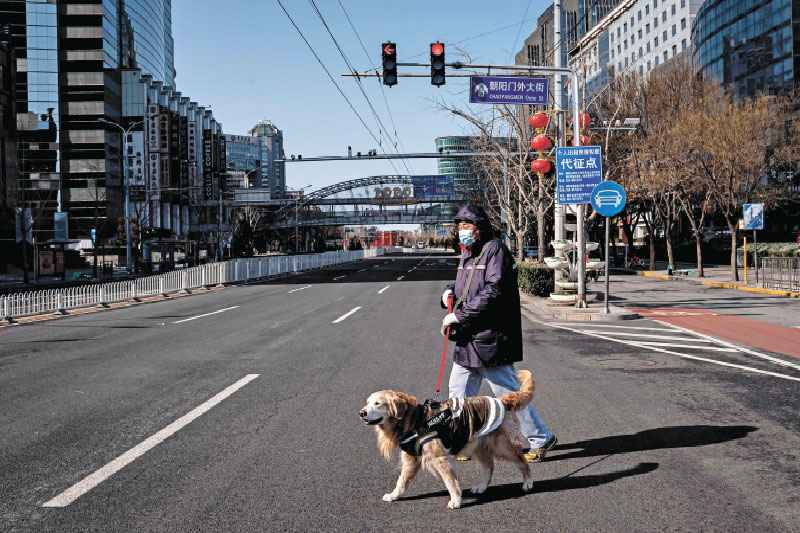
[140,238,192,273]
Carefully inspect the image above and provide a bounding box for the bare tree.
[444,104,549,261]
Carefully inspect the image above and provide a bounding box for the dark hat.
[454,204,490,228]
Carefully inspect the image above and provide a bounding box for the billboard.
[412,175,455,200]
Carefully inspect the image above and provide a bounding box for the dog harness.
[398,396,506,456]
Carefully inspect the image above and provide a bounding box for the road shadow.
[400,462,659,506]
[547,425,757,462]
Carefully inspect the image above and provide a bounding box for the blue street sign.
[743,203,764,231]
[469,76,548,105]
[556,146,603,205]
[591,181,627,217]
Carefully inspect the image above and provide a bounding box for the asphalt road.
[1,254,799,532]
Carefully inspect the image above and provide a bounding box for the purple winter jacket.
[445,237,523,368]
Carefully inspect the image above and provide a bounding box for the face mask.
[459,229,476,247]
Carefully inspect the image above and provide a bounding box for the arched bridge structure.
[262,175,468,229]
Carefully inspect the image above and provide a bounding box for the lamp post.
[98,118,143,274]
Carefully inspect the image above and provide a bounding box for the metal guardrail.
[760,257,800,291]
[1,249,384,321]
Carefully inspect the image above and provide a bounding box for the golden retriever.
[359,369,535,509]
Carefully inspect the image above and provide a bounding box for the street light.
[98,117,143,274]
[295,184,313,254]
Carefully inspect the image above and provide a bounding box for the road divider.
[332,307,362,324]
[288,285,312,294]
[42,374,260,508]
[172,306,240,324]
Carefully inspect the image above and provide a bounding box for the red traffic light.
[383,43,396,56]
[431,42,444,56]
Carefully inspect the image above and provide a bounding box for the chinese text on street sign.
[469,76,548,105]
[556,146,603,205]
[743,203,764,231]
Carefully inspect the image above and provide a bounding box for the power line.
[509,0,535,62]
[336,0,411,172]
[274,0,398,173]
[306,0,409,174]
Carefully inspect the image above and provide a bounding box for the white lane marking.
[358,269,367,273]
[288,285,312,294]
[630,341,739,352]
[333,275,346,281]
[579,331,716,343]
[172,306,239,324]
[653,320,800,373]
[554,324,677,332]
[396,275,405,281]
[42,374,260,507]
[332,306,362,324]
[531,317,800,383]
[378,285,390,294]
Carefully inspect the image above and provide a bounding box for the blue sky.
[172,0,547,192]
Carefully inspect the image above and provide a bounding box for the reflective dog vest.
[399,396,506,456]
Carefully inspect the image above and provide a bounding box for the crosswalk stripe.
[578,331,715,343]
[631,341,739,352]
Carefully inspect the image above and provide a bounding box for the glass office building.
[124,0,176,86]
[692,0,797,97]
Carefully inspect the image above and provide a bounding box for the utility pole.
[553,0,566,245]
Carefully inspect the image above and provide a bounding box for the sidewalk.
[606,274,800,358]
[637,266,800,298]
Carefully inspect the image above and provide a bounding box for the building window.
[647,42,651,53]
[639,65,644,75]
[672,44,677,56]
[639,46,643,58]
[632,33,635,44]
[638,10,642,21]
[646,5,650,14]
[662,11,666,22]
[624,39,628,50]
[681,38,686,50]
[653,0,657,7]
[681,18,686,30]
[671,4,676,15]
[617,28,621,38]
[638,29,643,39]
[681,0,685,6]
[646,23,650,33]
[647,60,651,70]
[663,30,667,41]
[624,22,627,33]
[655,36,659,47]
[618,44,621,54]
[655,56,659,65]
[663,50,668,61]
[654,17,658,28]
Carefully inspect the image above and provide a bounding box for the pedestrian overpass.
[235,175,469,229]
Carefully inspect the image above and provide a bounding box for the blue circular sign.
[590,181,627,217]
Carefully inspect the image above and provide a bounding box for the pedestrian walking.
[440,204,557,462]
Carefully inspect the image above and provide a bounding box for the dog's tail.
[499,369,535,411]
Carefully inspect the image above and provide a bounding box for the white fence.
[2,249,384,321]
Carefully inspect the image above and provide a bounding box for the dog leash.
[433,294,455,401]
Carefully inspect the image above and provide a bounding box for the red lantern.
[530,134,553,153]
[528,112,549,130]
[579,112,591,130]
[531,158,552,175]
[580,134,591,145]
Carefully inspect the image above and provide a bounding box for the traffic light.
[430,41,445,86]
[382,41,397,87]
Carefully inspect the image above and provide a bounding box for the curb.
[635,271,800,298]
[519,293,640,322]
